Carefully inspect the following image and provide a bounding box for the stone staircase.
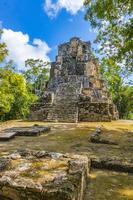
[47,81,81,122]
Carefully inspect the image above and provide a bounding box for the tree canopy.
[0,63,37,120]
[101,58,133,119]
[84,0,133,118]
[0,30,8,62]
[24,59,49,96]
[84,0,133,72]
[0,31,38,120]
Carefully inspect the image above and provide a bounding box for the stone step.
[0,132,17,141]
[0,126,51,141]
[47,107,78,120]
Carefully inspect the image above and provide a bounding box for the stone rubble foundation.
[0,150,90,200]
[91,157,133,173]
[0,125,50,141]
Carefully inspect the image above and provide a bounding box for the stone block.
[0,151,90,200]
[0,126,51,141]
[0,132,17,141]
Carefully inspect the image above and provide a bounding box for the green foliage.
[119,85,133,119]
[101,59,133,118]
[0,63,37,120]
[0,30,8,62]
[84,0,133,119]
[84,0,133,71]
[0,31,50,121]
[24,59,50,96]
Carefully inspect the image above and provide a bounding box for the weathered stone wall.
[78,102,112,122]
[30,37,119,122]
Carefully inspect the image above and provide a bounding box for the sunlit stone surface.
[0,150,89,200]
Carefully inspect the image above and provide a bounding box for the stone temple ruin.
[30,37,118,122]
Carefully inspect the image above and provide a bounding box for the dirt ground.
[84,169,133,200]
[0,120,132,156]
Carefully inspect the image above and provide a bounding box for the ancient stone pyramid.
[30,37,118,122]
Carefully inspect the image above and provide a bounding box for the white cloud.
[44,0,60,17]
[88,28,98,34]
[1,29,51,69]
[44,0,83,18]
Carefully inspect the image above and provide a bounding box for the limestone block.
[0,126,51,141]
[0,151,90,200]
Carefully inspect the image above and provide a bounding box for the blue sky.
[0,0,97,69]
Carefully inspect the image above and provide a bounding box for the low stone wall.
[0,150,90,200]
[91,157,133,173]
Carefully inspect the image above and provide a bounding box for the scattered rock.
[91,157,133,173]
[34,124,39,126]
[16,149,32,157]
[90,137,118,145]
[0,158,11,171]
[96,126,102,134]
[90,127,118,145]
